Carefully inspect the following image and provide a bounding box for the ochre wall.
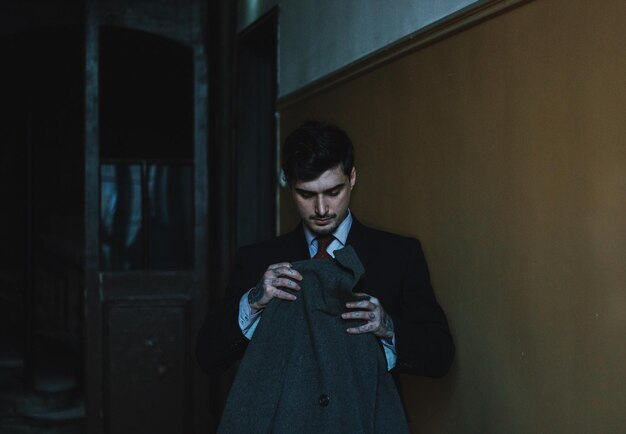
[278,0,626,432]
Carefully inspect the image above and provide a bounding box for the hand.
[248,262,303,314]
[342,293,395,340]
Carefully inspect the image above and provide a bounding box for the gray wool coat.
[217,246,410,434]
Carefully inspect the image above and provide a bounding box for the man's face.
[291,165,356,236]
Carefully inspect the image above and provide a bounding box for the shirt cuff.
[380,334,397,371]
[238,289,262,340]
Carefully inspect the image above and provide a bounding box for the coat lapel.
[346,216,367,253]
[281,223,311,261]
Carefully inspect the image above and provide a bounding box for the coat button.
[318,394,329,407]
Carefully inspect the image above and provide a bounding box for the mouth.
[311,217,335,225]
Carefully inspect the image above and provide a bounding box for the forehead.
[293,166,348,193]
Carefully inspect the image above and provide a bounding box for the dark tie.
[314,235,334,260]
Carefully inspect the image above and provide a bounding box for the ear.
[349,166,356,189]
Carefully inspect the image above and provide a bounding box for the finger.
[273,266,303,281]
[269,288,297,301]
[348,292,372,309]
[353,292,380,304]
[270,277,301,291]
[341,311,376,320]
[345,300,375,310]
[268,262,293,270]
[346,322,377,334]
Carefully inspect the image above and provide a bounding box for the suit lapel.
[346,216,367,252]
[281,223,311,261]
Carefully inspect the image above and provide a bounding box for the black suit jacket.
[196,217,455,378]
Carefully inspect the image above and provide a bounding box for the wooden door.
[84,22,209,434]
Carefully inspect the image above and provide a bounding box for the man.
[196,120,454,386]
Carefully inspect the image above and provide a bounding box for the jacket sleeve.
[392,239,455,377]
[195,248,251,375]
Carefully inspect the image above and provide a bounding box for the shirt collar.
[303,210,353,247]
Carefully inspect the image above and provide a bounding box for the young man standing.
[196,121,454,414]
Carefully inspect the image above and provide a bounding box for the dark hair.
[281,121,354,185]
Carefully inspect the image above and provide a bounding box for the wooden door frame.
[83,2,209,432]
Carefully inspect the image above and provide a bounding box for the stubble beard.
[307,215,338,236]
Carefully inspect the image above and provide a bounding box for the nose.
[315,195,328,216]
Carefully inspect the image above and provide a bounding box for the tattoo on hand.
[383,314,394,336]
[248,284,264,307]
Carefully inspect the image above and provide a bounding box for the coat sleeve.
[195,248,252,375]
[392,239,455,377]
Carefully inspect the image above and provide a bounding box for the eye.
[327,189,340,197]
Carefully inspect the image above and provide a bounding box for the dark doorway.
[84,26,208,434]
[0,27,86,432]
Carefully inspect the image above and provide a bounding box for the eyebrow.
[294,182,345,196]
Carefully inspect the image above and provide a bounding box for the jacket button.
[318,394,329,407]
